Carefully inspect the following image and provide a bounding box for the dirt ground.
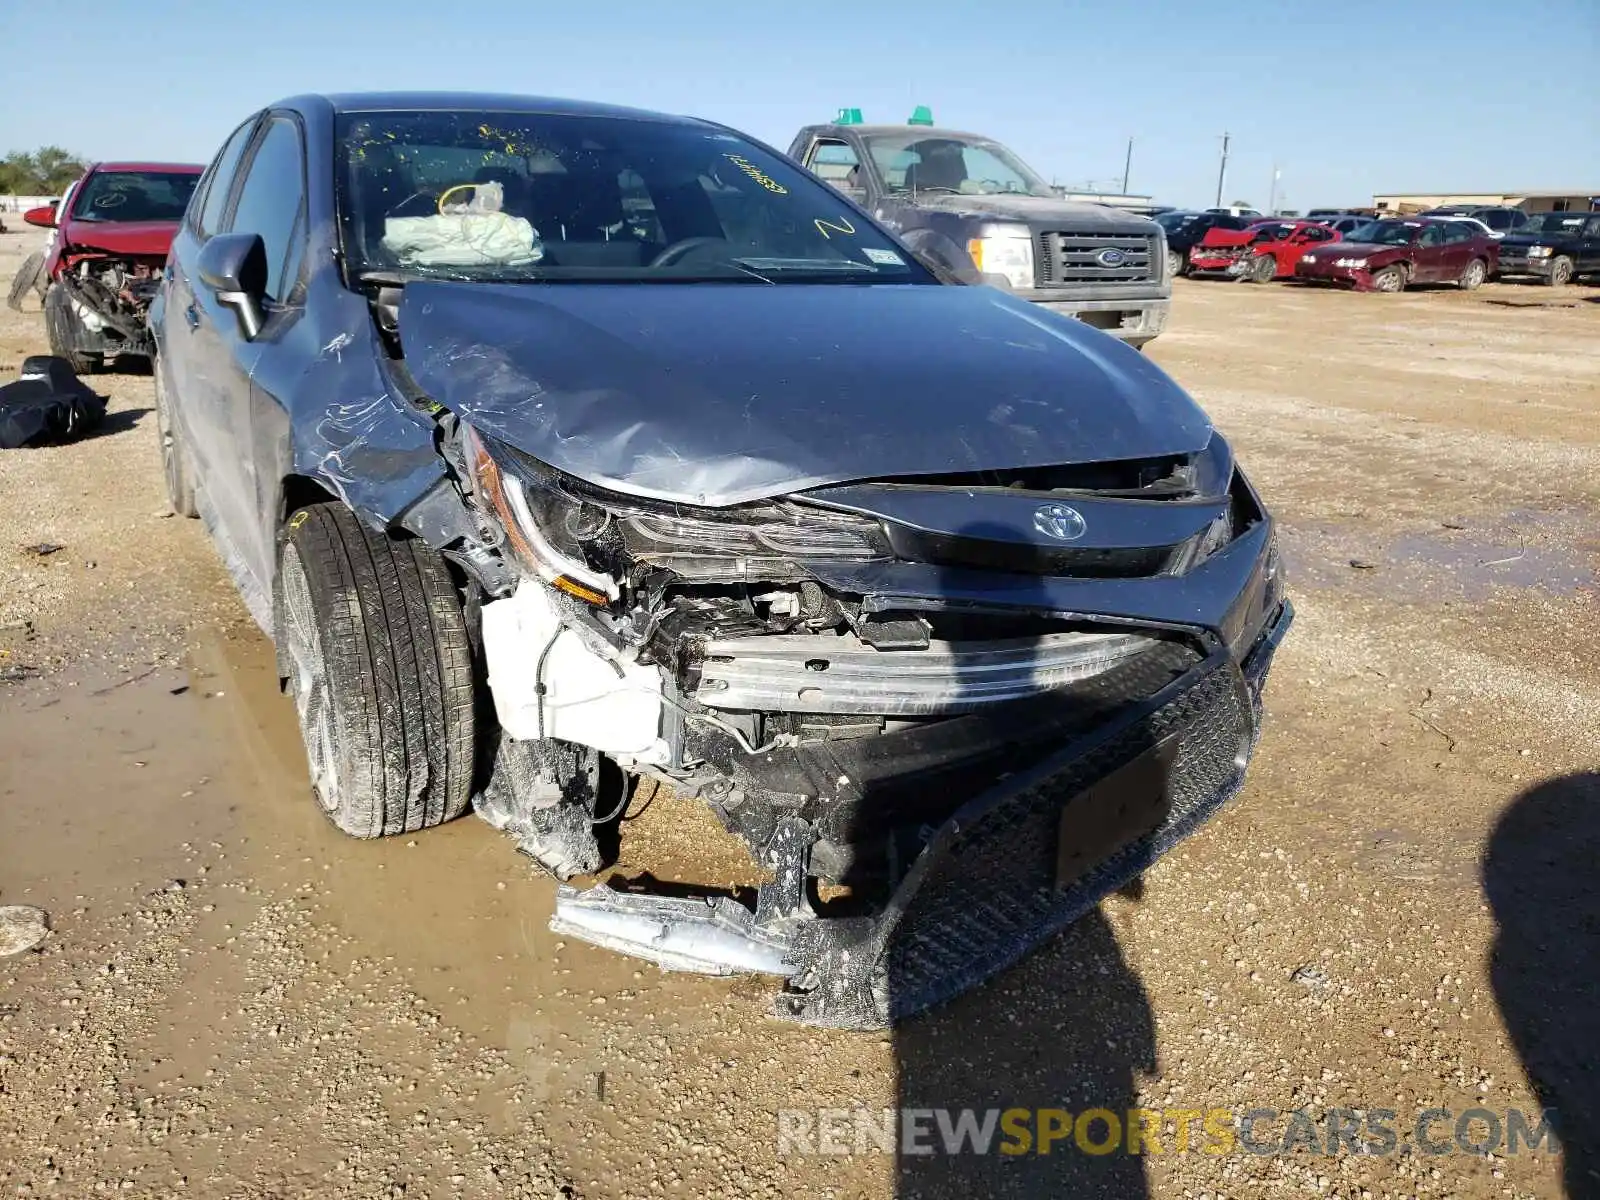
[1,224,1596,1200]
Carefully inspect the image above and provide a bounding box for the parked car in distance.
[1189,219,1340,283]
[788,114,1171,346]
[1495,211,1600,286]
[1295,218,1497,292]
[1206,205,1262,218]
[1312,214,1371,237]
[1419,205,1527,237]
[9,162,203,371]
[151,91,1290,1029]
[1154,210,1258,276]
[1426,214,1497,241]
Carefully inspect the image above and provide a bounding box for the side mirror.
[22,205,56,229]
[197,232,268,340]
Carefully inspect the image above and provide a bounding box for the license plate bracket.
[1056,734,1182,889]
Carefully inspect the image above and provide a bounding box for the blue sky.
[1,0,1595,209]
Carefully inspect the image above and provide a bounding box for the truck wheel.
[1250,255,1277,284]
[276,504,477,838]
[1371,265,1405,293]
[43,284,102,375]
[1458,258,1487,291]
[1545,256,1574,287]
[1166,249,1184,278]
[153,362,198,518]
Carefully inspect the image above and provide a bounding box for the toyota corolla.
[150,92,1291,1028]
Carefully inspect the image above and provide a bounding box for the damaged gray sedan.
[151,92,1291,1029]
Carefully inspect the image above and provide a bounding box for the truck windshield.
[335,111,934,285]
[1522,213,1589,235]
[860,132,1055,199]
[71,171,200,223]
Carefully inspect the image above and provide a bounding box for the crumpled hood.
[399,280,1212,506]
[911,192,1156,232]
[1307,240,1404,260]
[61,218,182,258]
[1196,229,1256,250]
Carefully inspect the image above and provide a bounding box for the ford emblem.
[1032,503,1087,541]
[1095,247,1128,267]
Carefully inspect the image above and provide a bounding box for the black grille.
[1036,231,1158,284]
[883,656,1251,1018]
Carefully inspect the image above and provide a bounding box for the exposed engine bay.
[46,254,162,361]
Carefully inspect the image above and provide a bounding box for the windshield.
[1155,212,1195,231]
[71,171,199,222]
[1522,212,1590,235]
[335,111,934,285]
[1346,220,1419,246]
[859,132,1055,199]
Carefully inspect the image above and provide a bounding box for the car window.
[806,140,862,194]
[335,110,934,285]
[861,132,1054,198]
[1587,218,1600,238]
[1483,210,1511,231]
[1420,224,1445,247]
[72,171,200,224]
[1442,222,1473,243]
[226,117,306,303]
[197,119,259,237]
[1302,226,1332,241]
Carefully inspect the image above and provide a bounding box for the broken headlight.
[461,426,620,605]
[617,504,891,582]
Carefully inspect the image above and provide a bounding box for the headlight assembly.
[967,228,1035,290]
[1528,246,1552,258]
[462,425,620,605]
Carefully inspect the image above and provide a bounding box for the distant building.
[1372,189,1598,214]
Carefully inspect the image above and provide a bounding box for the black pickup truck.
[788,118,1171,347]
[1495,211,1600,286]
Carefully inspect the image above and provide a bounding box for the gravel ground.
[1,225,1596,1199]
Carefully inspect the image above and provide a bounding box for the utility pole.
[1267,164,1280,215]
[1214,132,1230,207]
[1122,137,1133,194]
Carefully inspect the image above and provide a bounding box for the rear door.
[1581,217,1600,272]
[1438,221,1475,279]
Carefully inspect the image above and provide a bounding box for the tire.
[276,504,477,838]
[1458,258,1487,291]
[1166,248,1184,278]
[1250,254,1277,284]
[1371,265,1406,293]
[153,362,198,518]
[7,251,45,312]
[1545,256,1574,287]
[43,283,102,375]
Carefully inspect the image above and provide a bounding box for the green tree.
[0,146,87,194]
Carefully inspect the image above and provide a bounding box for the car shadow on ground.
[1482,771,1600,1197]
[92,406,151,437]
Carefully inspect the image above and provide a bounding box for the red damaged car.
[1188,219,1341,283]
[9,162,203,371]
[1294,217,1497,293]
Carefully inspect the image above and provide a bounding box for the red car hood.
[1197,229,1255,249]
[1311,240,1401,259]
[60,218,181,258]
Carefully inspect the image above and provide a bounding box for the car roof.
[812,123,998,141]
[303,91,709,127]
[92,161,204,174]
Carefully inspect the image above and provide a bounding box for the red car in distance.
[11,161,203,371]
[1294,217,1498,293]
[1188,219,1341,283]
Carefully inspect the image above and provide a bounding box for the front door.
[1411,223,1448,282]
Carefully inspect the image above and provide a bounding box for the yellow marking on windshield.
[814,215,856,239]
[722,154,788,194]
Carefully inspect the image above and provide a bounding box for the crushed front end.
[451,425,1291,1028]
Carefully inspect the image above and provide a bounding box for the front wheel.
[1458,258,1487,291]
[1370,265,1406,293]
[43,284,102,375]
[1166,249,1184,278]
[276,505,477,838]
[1545,256,1574,287]
[1250,254,1277,284]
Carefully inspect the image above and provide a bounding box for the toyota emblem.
[1032,503,1087,541]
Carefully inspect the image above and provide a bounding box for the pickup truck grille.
[1036,231,1157,285]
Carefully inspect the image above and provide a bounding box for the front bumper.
[1495,254,1549,279]
[1189,255,1250,277]
[1294,261,1367,289]
[1012,286,1172,344]
[553,596,1293,1028]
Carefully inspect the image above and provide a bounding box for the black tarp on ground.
[0,356,106,448]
